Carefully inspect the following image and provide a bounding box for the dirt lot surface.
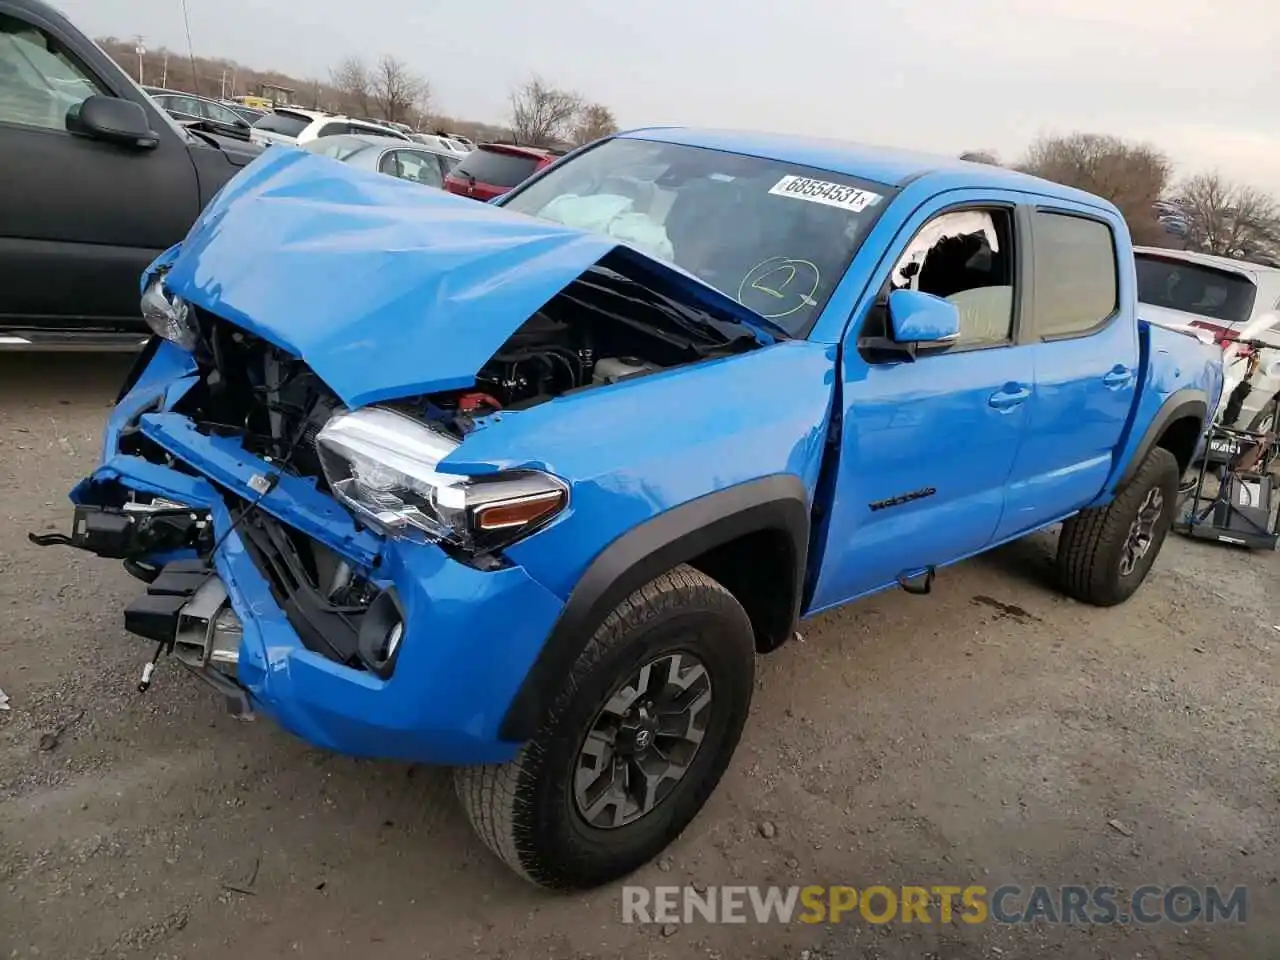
[1,354,1277,960]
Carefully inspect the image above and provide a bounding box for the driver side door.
[807,192,1038,611]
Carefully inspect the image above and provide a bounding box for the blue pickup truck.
[40,128,1223,890]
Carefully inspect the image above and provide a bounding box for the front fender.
[437,340,838,742]
[441,340,838,600]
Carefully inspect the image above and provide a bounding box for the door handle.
[1103,365,1133,389]
[988,384,1031,411]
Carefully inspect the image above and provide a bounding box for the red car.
[444,143,560,201]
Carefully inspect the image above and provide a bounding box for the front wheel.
[455,565,756,890]
[1055,447,1180,606]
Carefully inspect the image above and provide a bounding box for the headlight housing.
[316,406,568,554]
[140,276,199,350]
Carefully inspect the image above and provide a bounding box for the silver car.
[299,134,460,188]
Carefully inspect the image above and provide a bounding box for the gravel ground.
[1,354,1277,960]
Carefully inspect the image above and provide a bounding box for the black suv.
[0,0,262,350]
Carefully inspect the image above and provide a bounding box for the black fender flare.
[498,474,810,742]
[1117,389,1208,489]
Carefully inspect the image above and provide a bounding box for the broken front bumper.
[60,407,565,766]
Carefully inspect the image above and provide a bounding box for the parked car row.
[0,0,571,351]
[142,85,257,141]
[248,106,414,148]
[302,133,461,187]
[1135,246,1280,432]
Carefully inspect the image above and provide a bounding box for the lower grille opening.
[229,494,384,672]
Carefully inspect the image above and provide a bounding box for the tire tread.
[1057,447,1179,606]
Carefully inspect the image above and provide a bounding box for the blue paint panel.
[444,341,836,599]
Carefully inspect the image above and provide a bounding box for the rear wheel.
[455,565,755,890]
[1056,447,1179,606]
[1246,405,1276,435]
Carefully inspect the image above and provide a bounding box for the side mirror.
[888,289,960,344]
[74,95,158,148]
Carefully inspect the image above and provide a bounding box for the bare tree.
[571,103,618,147]
[1019,133,1172,244]
[509,75,583,147]
[371,55,427,124]
[329,56,372,117]
[959,149,1000,165]
[1176,172,1280,262]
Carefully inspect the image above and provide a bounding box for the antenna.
[179,0,199,95]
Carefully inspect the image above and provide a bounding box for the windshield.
[500,138,892,335]
[1135,254,1257,326]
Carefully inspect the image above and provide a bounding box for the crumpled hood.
[161,147,774,408]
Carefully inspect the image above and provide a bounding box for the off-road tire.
[454,564,755,890]
[1056,447,1180,606]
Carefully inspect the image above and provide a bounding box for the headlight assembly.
[316,406,568,554]
[140,276,199,350]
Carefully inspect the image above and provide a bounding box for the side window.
[0,14,103,131]
[886,208,1016,350]
[1030,211,1118,339]
[316,122,350,137]
[163,96,202,118]
[379,150,445,187]
[202,100,242,125]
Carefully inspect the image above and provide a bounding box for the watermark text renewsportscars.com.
[622,884,1247,926]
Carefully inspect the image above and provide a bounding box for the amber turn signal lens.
[473,490,566,531]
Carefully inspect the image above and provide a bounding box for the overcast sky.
[60,0,1280,193]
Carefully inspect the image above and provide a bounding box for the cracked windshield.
[502,138,889,333]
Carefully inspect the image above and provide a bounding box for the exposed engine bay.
[162,260,761,480]
[436,262,760,422]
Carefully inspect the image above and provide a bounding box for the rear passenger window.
[1031,212,1118,338]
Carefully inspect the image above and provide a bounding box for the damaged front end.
[35,148,786,762]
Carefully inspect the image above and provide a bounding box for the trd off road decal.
[868,487,937,512]
[768,176,882,213]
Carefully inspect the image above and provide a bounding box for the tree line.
[96,37,617,148]
[960,135,1279,265]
